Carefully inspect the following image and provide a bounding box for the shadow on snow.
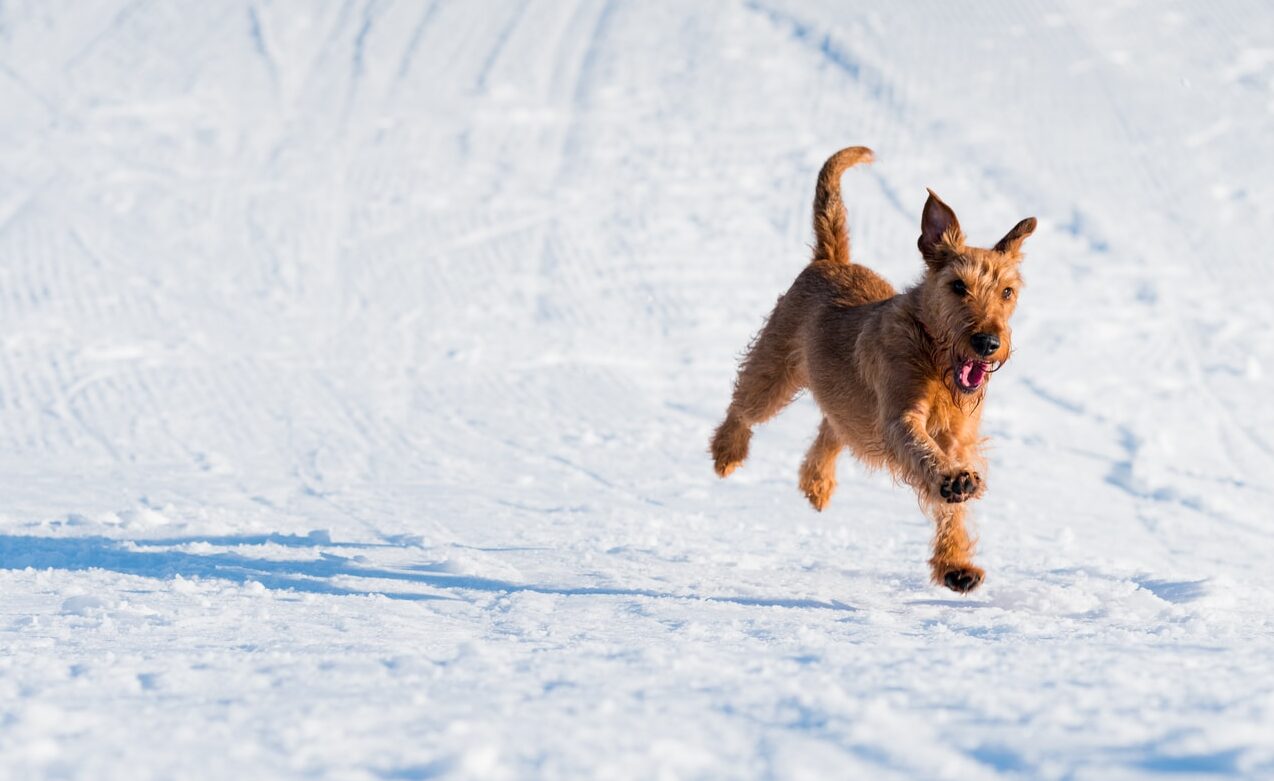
[0,533,855,612]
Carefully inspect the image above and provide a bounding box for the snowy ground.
[2,1,1273,778]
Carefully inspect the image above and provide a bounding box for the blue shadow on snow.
[0,533,855,611]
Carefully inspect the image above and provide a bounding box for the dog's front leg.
[884,405,981,504]
[929,504,984,593]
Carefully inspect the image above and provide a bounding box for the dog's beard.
[925,325,999,398]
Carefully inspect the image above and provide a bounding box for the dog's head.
[916,189,1036,395]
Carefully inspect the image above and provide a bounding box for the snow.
[1,1,1273,778]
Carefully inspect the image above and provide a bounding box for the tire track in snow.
[392,0,441,86]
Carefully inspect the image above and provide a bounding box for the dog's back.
[788,147,899,461]
[710,148,892,476]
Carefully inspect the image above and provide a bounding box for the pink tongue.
[962,360,987,388]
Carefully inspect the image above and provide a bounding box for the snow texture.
[2,1,1273,779]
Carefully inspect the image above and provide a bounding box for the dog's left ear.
[994,217,1037,255]
[919,189,965,266]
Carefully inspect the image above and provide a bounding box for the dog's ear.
[919,189,964,266]
[994,217,1037,256]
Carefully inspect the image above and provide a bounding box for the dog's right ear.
[919,189,964,267]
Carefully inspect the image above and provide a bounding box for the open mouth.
[955,358,992,393]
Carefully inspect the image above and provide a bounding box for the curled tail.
[812,145,874,265]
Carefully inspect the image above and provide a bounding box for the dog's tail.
[812,146,874,265]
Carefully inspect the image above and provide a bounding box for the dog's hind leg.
[928,504,984,593]
[799,418,843,510]
[711,310,804,477]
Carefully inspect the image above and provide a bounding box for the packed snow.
[2,1,1273,778]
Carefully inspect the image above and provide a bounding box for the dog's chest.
[925,393,976,446]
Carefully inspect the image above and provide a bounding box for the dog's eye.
[950,279,968,297]
[1002,287,1014,300]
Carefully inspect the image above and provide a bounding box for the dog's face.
[916,190,1036,395]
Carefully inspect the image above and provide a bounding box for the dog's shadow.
[0,532,856,612]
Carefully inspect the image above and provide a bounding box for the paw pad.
[943,568,983,593]
[939,470,981,503]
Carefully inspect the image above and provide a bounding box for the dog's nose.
[970,333,1000,357]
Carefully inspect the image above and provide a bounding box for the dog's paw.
[936,564,985,594]
[798,456,836,511]
[938,469,982,503]
[710,420,751,478]
[714,457,740,478]
[800,476,836,511]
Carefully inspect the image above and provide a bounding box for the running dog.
[710,146,1035,592]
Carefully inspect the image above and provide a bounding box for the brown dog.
[710,146,1036,592]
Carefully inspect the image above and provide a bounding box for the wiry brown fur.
[711,146,1036,593]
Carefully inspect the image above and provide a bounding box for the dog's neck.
[913,312,937,343]
[903,289,940,349]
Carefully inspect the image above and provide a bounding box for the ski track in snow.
[1,1,1273,778]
